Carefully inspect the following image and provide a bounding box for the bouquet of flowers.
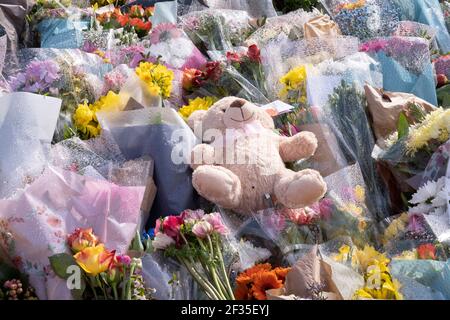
[179,9,255,53]
[96,5,154,39]
[151,209,235,300]
[320,0,400,40]
[49,228,153,300]
[360,37,437,105]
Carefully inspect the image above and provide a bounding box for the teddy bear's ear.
[187,109,207,136]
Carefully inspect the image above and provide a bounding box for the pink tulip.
[192,221,214,239]
[203,212,229,235]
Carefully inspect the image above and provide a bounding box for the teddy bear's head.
[188,97,274,138]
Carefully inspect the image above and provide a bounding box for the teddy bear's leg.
[192,165,242,209]
[274,169,327,208]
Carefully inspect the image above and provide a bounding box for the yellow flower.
[92,91,122,112]
[339,202,363,216]
[393,250,417,260]
[74,102,94,126]
[355,245,390,272]
[381,213,408,245]
[73,244,115,276]
[334,244,351,262]
[354,185,365,203]
[135,62,174,99]
[278,65,307,104]
[178,96,216,120]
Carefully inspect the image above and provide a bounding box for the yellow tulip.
[74,244,115,276]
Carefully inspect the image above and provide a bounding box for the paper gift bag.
[364,84,436,143]
[304,14,341,40]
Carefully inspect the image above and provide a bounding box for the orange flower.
[273,267,291,283]
[234,283,250,300]
[73,244,115,276]
[67,228,99,253]
[250,271,283,300]
[417,243,436,260]
[236,263,272,285]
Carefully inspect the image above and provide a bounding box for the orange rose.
[67,228,99,253]
[182,68,203,90]
[74,244,115,276]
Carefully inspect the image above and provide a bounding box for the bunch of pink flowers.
[152,209,234,300]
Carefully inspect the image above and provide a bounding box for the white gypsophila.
[152,233,175,250]
[149,38,194,69]
[410,177,446,205]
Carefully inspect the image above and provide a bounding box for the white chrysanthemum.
[410,177,446,204]
[431,188,448,207]
[408,203,433,215]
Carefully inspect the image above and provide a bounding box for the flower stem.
[205,236,228,300]
[213,236,235,300]
[179,257,220,300]
[126,263,136,300]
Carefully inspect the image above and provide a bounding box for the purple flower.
[9,60,61,94]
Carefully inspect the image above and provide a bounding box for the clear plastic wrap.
[0,92,61,199]
[390,0,450,52]
[148,23,207,70]
[244,9,321,48]
[261,35,360,101]
[361,36,437,106]
[0,165,145,300]
[0,25,7,75]
[178,9,255,53]
[320,0,401,40]
[176,0,277,18]
[3,48,112,142]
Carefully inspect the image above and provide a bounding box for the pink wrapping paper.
[0,166,145,300]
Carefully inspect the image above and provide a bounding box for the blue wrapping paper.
[373,51,437,106]
[36,18,89,49]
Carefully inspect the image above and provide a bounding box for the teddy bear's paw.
[274,169,327,208]
[192,165,242,208]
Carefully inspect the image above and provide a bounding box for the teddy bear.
[187,96,327,214]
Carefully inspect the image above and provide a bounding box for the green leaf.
[397,112,409,139]
[71,277,86,300]
[49,253,77,280]
[129,230,145,253]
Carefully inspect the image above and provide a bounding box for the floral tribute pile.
[0,0,449,301]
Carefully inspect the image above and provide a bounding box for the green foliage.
[273,0,320,13]
[397,112,409,140]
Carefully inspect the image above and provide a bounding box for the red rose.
[162,216,183,240]
[247,44,261,63]
[204,61,222,81]
[182,68,203,90]
[226,51,241,63]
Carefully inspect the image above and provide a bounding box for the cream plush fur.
[188,97,327,214]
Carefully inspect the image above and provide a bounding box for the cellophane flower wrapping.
[261,35,360,102]
[361,36,437,105]
[0,92,61,199]
[147,23,207,70]
[0,165,145,300]
[252,164,378,265]
[302,52,391,219]
[96,105,199,228]
[389,0,450,52]
[320,0,401,41]
[0,25,7,74]
[3,48,112,141]
[178,9,255,53]
[244,9,321,48]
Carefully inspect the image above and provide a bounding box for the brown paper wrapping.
[364,84,436,145]
[267,246,364,300]
[304,15,341,40]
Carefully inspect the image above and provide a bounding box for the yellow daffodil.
[135,62,174,99]
[381,213,408,245]
[178,96,217,120]
[355,245,390,272]
[73,244,115,276]
[334,244,351,262]
[74,102,94,126]
[92,91,122,112]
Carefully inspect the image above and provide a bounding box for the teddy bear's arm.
[279,131,318,163]
[190,144,216,170]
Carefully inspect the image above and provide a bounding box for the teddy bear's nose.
[230,99,246,109]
